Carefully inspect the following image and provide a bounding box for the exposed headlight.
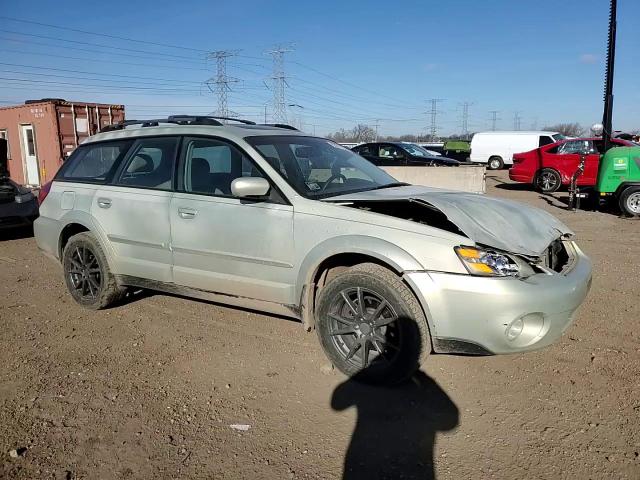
[455,246,520,277]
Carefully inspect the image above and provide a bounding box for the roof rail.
[100,115,258,133]
[169,115,256,125]
[260,123,299,131]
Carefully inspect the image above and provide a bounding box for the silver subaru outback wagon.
[34,116,592,384]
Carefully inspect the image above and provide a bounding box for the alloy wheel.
[68,246,102,300]
[327,287,401,369]
[538,171,558,192]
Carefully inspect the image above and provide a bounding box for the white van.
[470,131,564,170]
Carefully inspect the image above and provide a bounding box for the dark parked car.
[352,142,461,166]
[0,138,39,230]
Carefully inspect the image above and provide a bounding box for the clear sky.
[1,0,638,136]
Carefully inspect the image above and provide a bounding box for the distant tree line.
[326,122,638,143]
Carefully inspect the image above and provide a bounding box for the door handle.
[178,207,197,219]
[97,198,112,209]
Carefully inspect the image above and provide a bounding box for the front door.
[170,136,296,305]
[20,125,40,186]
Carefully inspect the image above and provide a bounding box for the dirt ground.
[1,170,638,479]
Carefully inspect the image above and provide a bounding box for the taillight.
[38,181,53,205]
[512,156,524,164]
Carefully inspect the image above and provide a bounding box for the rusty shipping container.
[0,99,125,187]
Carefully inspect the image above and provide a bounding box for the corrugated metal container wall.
[56,103,125,160]
[0,100,124,187]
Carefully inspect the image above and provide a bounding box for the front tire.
[487,156,504,170]
[315,263,431,385]
[62,232,125,310]
[619,186,640,217]
[535,168,562,193]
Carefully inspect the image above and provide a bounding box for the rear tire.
[619,186,640,217]
[487,156,504,170]
[62,232,125,310]
[535,168,562,193]
[315,263,431,385]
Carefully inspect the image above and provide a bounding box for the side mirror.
[231,177,270,198]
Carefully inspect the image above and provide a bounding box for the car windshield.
[552,134,566,142]
[401,143,431,157]
[245,135,402,199]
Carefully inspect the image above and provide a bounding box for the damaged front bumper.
[404,241,592,355]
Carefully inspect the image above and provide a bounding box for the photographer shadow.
[332,370,459,480]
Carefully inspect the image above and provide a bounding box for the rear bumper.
[508,169,533,183]
[405,242,592,355]
[33,215,61,260]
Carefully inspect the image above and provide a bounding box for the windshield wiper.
[369,182,409,191]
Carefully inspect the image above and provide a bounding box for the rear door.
[169,136,295,304]
[548,140,593,184]
[91,136,179,282]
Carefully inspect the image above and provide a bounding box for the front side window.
[116,137,178,191]
[246,136,401,199]
[354,144,376,156]
[378,145,404,159]
[57,140,132,183]
[181,137,265,196]
[557,140,592,155]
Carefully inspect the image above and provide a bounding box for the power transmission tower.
[489,110,500,131]
[206,50,240,117]
[513,111,522,131]
[266,45,294,123]
[426,99,444,141]
[459,101,474,139]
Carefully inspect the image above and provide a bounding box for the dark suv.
[352,142,460,167]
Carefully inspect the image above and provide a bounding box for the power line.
[0,47,209,72]
[206,50,240,117]
[0,29,204,62]
[513,111,522,131]
[267,45,293,123]
[0,15,209,52]
[459,101,474,139]
[426,99,445,141]
[489,110,501,131]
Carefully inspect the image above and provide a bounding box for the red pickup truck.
[509,137,635,192]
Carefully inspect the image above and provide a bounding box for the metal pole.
[602,0,617,152]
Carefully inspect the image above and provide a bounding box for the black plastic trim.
[432,337,494,356]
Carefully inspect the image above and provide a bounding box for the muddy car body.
[34,117,592,383]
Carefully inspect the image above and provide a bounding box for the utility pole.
[373,119,380,141]
[530,117,539,130]
[460,101,474,139]
[513,111,522,131]
[266,45,294,124]
[206,50,240,117]
[426,99,444,141]
[489,110,500,131]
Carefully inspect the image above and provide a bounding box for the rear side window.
[116,137,179,191]
[57,140,132,183]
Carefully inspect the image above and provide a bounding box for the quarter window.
[539,136,554,147]
[181,138,265,196]
[116,137,179,191]
[57,140,132,183]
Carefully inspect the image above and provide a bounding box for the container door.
[20,124,40,186]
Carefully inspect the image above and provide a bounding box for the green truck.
[595,146,640,216]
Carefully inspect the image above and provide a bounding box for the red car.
[509,137,635,192]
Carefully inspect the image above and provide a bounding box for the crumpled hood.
[324,185,573,256]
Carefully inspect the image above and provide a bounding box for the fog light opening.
[506,317,525,341]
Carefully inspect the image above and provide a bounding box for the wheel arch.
[296,235,425,331]
[57,211,116,271]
